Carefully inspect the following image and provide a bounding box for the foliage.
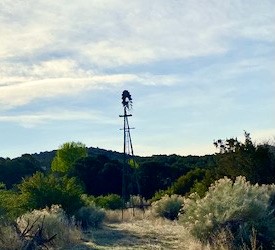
[75,205,105,229]
[189,169,216,197]
[18,172,84,215]
[179,176,275,248]
[73,155,122,196]
[128,159,139,169]
[0,154,42,189]
[51,141,87,174]
[171,168,208,196]
[150,189,173,202]
[0,224,24,250]
[138,161,176,199]
[17,205,82,248]
[0,187,26,221]
[128,195,149,208]
[94,194,123,210]
[214,132,275,184]
[151,194,184,220]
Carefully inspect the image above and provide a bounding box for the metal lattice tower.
[119,90,136,219]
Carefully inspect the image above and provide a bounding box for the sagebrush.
[179,176,275,248]
[151,194,184,220]
[17,205,82,249]
[75,205,105,229]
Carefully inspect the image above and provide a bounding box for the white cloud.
[0,109,119,128]
[0,59,181,109]
[0,0,274,157]
[1,0,274,66]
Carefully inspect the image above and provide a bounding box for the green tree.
[138,161,176,199]
[189,169,216,197]
[51,142,87,174]
[19,172,84,215]
[0,155,42,189]
[0,183,26,220]
[214,132,275,184]
[73,155,122,196]
[171,168,207,196]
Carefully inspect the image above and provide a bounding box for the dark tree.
[214,132,275,184]
[0,154,42,189]
[72,155,122,196]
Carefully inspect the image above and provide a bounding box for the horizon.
[0,1,274,159]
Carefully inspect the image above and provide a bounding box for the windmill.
[119,90,139,219]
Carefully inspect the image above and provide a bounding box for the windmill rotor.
[122,90,133,110]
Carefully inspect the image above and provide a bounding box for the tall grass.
[17,205,83,249]
[0,224,24,250]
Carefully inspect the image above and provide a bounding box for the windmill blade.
[122,90,133,109]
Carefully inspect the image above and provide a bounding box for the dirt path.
[74,220,189,249]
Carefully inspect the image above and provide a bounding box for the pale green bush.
[75,205,105,229]
[151,194,184,220]
[17,205,82,249]
[0,224,24,250]
[127,195,149,208]
[179,176,275,248]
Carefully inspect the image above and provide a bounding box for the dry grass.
[104,207,150,223]
[71,208,263,250]
[17,205,83,249]
[0,224,24,250]
[72,208,218,250]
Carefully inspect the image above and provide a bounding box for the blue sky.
[0,0,274,158]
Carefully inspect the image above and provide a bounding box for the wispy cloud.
[0,58,181,109]
[0,109,119,128]
[1,0,274,65]
[0,0,274,157]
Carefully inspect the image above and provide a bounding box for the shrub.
[75,205,105,229]
[151,194,184,220]
[16,205,82,249]
[0,187,26,221]
[179,176,275,248]
[150,189,173,202]
[171,168,206,196]
[0,224,24,250]
[19,172,84,215]
[95,194,123,210]
[127,195,149,208]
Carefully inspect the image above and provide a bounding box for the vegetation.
[51,141,88,174]
[17,205,82,248]
[214,131,275,184]
[73,155,123,196]
[75,205,106,229]
[179,176,275,248]
[0,154,42,189]
[151,194,184,220]
[0,132,274,248]
[0,186,25,221]
[94,194,123,210]
[0,205,82,250]
[18,172,84,215]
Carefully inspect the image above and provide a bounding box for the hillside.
[32,147,125,170]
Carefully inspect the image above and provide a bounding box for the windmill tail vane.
[122,90,133,110]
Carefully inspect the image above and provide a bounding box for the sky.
[0,0,274,158]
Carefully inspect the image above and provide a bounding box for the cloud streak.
[0,109,118,128]
[0,58,181,109]
[0,0,274,157]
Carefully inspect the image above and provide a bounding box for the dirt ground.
[73,219,191,250]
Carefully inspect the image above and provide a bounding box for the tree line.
[0,132,274,219]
